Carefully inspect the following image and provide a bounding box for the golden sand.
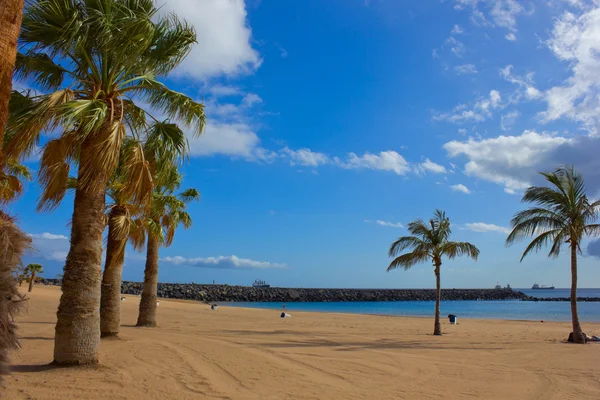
[4,285,600,399]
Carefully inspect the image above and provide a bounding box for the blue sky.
[10,0,600,288]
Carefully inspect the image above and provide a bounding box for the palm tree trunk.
[100,208,127,338]
[27,271,35,292]
[570,244,584,343]
[136,234,159,327]
[0,0,25,380]
[433,264,442,336]
[53,140,108,365]
[0,0,25,155]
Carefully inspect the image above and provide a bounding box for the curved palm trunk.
[434,264,442,336]
[136,234,159,327]
[100,207,127,338]
[53,140,109,365]
[0,0,26,381]
[570,245,584,343]
[27,271,35,292]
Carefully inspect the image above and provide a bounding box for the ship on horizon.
[531,283,555,290]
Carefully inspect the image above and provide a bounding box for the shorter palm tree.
[25,263,43,293]
[136,166,199,327]
[387,210,479,335]
[506,166,600,343]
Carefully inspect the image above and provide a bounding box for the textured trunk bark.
[433,264,442,336]
[0,0,24,155]
[27,271,35,292]
[0,0,25,380]
[100,207,127,338]
[570,245,584,343]
[53,139,108,365]
[136,234,159,327]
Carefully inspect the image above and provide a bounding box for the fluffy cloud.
[417,158,447,174]
[452,24,465,34]
[444,130,600,194]
[500,65,542,102]
[587,239,600,258]
[335,151,411,175]
[464,222,510,234]
[446,36,466,57]
[27,232,69,263]
[162,255,286,269]
[208,85,242,97]
[541,6,600,133]
[365,220,404,228]
[451,184,471,194]
[157,0,261,79]
[282,147,329,167]
[454,64,478,74]
[500,110,520,130]
[433,90,502,123]
[453,0,527,38]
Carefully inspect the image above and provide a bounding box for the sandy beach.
[3,285,600,399]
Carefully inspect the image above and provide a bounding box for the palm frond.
[387,251,430,272]
[442,241,480,260]
[15,51,67,91]
[178,188,200,203]
[388,236,429,257]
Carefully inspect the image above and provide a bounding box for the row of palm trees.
[0,0,205,366]
[388,166,599,343]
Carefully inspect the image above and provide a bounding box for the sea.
[228,289,600,322]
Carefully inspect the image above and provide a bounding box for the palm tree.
[506,166,600,344]
[25,263,43,293]
[0,0,28,372]
[100,123,187,337]
[387,210,479,335]
[136,166,199,327]
[6,0,205,364]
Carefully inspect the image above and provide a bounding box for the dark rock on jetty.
[41,279,528,302]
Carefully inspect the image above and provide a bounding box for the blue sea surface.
[227,289,600,322]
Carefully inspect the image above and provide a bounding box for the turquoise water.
[228,289,600,322]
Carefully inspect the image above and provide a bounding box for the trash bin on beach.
[448,314,457,324]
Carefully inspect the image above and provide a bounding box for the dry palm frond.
[0,213,32,378]
[37,133,78,211]
[120,140,153,206]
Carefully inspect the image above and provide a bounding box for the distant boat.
[531,283,555,290]
[494,281,502,289]
[253,279,270,289]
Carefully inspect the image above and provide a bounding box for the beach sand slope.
[4,285,600,399]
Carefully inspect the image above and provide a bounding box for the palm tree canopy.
[25,263,43,274]
[5,0,205,211]
[144,164,199,247]
[506,166,600,261]
[387,209,479,272]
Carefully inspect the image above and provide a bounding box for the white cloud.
[335,151,411,175]
[162,255,286,269]
[454,64,478,74]
[442,130,600,194]
[282,147,329,167]
[433,90,502,123]
[505,32,517,41]
[452,24,465,34]
[458,128,468,135]
[451,184,471,194]
[500,65,542,102]
[418,158,448,174]
[446,36,466,57]
[47,251,68,262]
[158,0,261,79]
[242,93,263,107]
[464,222,510,234]
[453,0,527,35]
[500,110,520,130]
[365,219,404,228]
[208,84,242,97]
[541,6,600,133]
[27,233,68,240]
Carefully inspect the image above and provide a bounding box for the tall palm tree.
[506,166,600,344]
[0,0,27,378]
[387,210,479,335]
[100,123,187,338]
[136,166,199,327]
[6,0,205,364]
[25,263,43,293]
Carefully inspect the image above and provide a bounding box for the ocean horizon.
[227,288,600,322]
